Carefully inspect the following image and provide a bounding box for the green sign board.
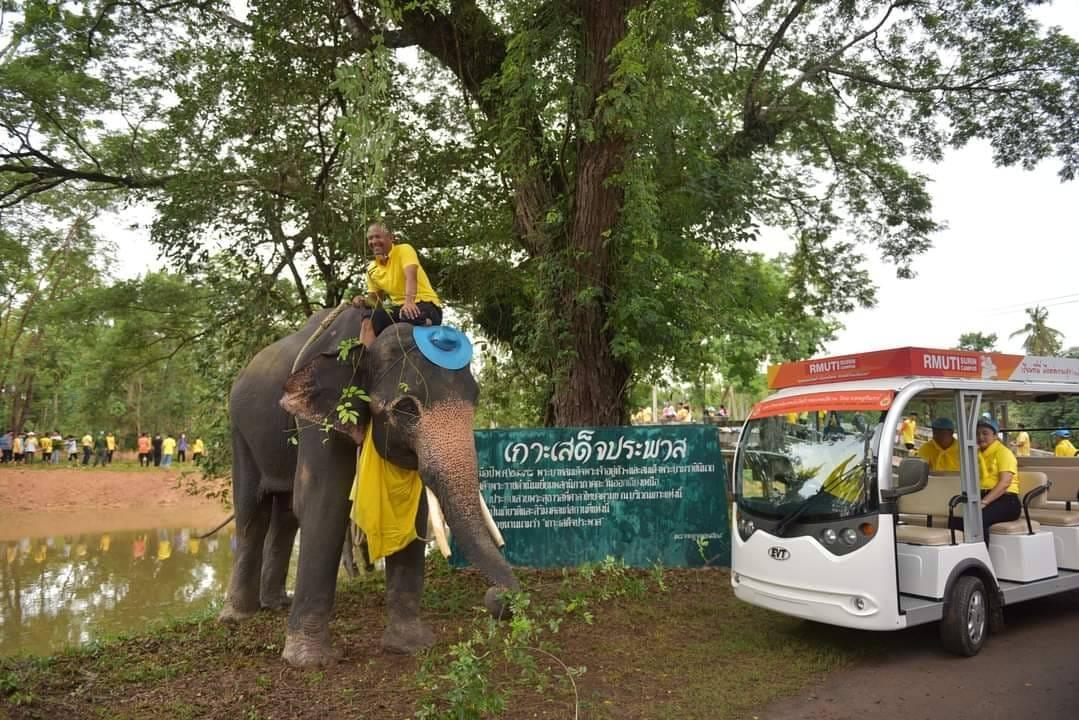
[458,425,729,569]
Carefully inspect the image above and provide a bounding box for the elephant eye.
[390,396,421,423]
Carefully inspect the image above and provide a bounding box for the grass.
[0,558,884,719]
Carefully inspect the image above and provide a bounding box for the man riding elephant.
[220,302,517,667]
[363,222,442,335]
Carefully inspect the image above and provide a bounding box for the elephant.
[219,303,519,667]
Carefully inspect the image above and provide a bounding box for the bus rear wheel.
[940,574,988,656]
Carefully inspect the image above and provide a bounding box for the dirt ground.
[760,588,1079,719]
[0,464,230,540]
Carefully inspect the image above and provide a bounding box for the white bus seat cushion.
[896,525,964,545]
[989,519,1041,535]
[1027,508,1079,526]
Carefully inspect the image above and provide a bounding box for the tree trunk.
[548,0,634,427]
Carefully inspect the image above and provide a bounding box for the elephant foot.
[260,592,293,610]
[218,602,259,624]
[381,620,435,655]
[282,629,341,668]
[484,586,514,621]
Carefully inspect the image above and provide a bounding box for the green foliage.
[415,556,660,718]
[957,332,999,352]
[1009,305,1064,356]
[3,0,1078,425]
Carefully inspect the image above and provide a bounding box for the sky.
[111,2,1079,360]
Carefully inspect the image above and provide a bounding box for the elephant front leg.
[381,535,434,653]
[282,444,353,668]
[260,494,298,610]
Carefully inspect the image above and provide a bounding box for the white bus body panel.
[988,532,1058,582]
[1044,525,1079,570]
[731,515,904,630]
[896,542,991,599]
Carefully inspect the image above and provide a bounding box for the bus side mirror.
[881,458,929,500]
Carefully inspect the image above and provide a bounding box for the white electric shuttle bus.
[731,347,1079,655]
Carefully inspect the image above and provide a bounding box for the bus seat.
[896,474,964,545]
[1027,468,1079,526]
[896,525,964,545]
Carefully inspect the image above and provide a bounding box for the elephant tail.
[193,514,235,539]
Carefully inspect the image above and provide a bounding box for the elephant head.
[279,322,519,609]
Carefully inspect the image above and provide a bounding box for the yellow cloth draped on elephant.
[350,423,424,562]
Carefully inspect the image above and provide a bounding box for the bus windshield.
[736,410,877,525]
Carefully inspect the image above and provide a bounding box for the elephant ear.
[280,349,369,446]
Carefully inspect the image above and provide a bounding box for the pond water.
[1,526,237,657]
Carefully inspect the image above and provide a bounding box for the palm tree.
[1009,305,1064,355]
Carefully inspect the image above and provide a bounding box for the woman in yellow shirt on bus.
[948,417,1020,543]
[1052,429,1077,457]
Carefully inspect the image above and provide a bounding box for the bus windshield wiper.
[773,454,862,537]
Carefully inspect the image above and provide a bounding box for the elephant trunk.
[416,405,519,597]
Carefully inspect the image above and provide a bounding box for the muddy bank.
[0,467,229,540]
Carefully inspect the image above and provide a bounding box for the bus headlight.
[840,528,859,546]
[820,528,838,545]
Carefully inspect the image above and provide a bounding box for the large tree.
[3,1,1077,426]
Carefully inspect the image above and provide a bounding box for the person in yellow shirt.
[191,437,205,465]
[1011,423,1031,457]
[916,417,960,471]
[162,434,177,467]
[1052,429,1077,457]
[675,403,691,422]
[899,412,918,452]
[363,223,442,336]
[105,432,116,464]
[948,417,1020,544]
[80,432,93,465]
[39,433,53,464]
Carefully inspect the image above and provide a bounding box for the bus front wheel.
[940,574,988,657]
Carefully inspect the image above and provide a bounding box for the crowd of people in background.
[0,430,205,467]
[631,402,730,424]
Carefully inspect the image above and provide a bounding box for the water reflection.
[1,526,235,657]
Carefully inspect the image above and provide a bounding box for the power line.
[987,292,1079,314]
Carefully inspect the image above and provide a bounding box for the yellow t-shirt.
[367,243,440,307]
[81,434,93,448]
[1014,431,1031,456]
[978,440,1019,494]
[106,434,116,451]
[1054,438,1077,457]
[192,439,205,454]
[163,437,177,454]
[916,439,960,472]
[40,436,53,453]
[900,419,916,445]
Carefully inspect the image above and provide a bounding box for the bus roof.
[767,347,1079,390]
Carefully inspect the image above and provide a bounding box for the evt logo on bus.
[768,546,790,561]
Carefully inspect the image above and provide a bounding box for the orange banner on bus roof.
[749,390,896,419]
[766,347,1032,389]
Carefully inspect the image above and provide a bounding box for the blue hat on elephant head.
[413,326,473,370]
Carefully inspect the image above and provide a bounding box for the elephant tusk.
[477,491,505,548]
[425,487,452,559]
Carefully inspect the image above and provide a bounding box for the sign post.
[457,425,729,569]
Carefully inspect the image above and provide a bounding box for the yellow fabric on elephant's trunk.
[350,423,423,562]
